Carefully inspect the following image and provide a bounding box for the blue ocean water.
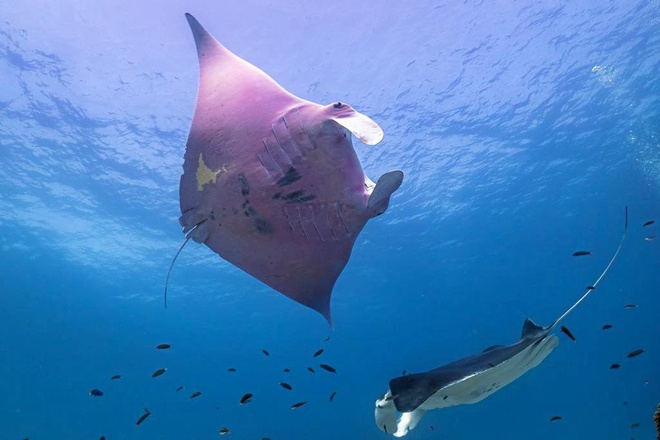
[1,0,658,439]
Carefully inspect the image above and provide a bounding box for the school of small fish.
[76,339,340,438]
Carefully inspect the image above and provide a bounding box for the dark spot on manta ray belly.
[277,167,303,187]
[281,190,316,203]
[254,218,273,234]
[238,173,250,196]
[236,196,273,234]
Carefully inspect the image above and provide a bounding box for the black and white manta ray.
[375,209,628,437]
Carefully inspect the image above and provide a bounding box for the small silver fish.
[312,349,324,358]
[290,401,307,410]
[560,325,576,342]
[319,364,337,373]
[626,348,644,358]
[279,382,292,391]
[136,408,151,426]
[329,391,337,402]
[218,427,231,435]
[151,368,167,378]
[572,250,591,257]
[240,393,253,404]
[156,344,171,350]
[190,391,202,399]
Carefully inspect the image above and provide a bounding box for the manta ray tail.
[164,220,208,309]
[550,206,628,329]
[164,236,191,309]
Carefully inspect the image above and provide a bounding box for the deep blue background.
[1,0,658,438]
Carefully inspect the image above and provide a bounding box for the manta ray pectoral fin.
[367,171,404,218]
[330,109,384,145]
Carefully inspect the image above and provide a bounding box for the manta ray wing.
[390,323,556,413]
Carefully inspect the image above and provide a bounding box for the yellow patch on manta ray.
[196,153,227,191]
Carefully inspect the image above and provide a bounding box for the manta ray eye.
[333,102,343,109]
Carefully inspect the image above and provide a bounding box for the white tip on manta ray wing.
[330,109,384,145]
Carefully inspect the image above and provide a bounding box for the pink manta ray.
[174,13,404,324]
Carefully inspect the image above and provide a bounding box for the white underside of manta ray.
[374,208,628,437]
